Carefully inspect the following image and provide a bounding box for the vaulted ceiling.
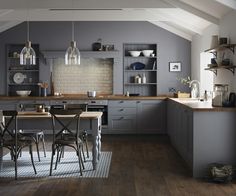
[0,0,235,41]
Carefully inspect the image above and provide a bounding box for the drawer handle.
[137,101,140,103]
[119,109,124,111]
[119,101,124,103]
[119,117,124,120]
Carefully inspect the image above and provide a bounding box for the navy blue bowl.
[130,62,145,70]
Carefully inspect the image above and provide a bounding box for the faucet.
[189,80,200,98]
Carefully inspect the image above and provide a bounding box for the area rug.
[0,151,112,179]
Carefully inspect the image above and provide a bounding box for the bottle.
[142,73,146,84]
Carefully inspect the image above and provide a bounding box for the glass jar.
[212,84,228,106]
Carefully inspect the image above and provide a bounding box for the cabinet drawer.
[109,100,136,107]
[109,107,136,115]
[109,116,136,131]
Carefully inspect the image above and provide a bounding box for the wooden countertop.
[169,98,236,112]
[17,111,103,119]
[0,94,169,101]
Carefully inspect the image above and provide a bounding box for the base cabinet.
[108,100,166,134]
[137,100,166,133]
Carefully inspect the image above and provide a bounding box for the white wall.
[217,10,236,92]
[192,9,236,94]
[191,24,218,95]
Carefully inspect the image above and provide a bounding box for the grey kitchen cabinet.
[108,100,137,134]
[123,43,157,96]
[167,99,193,168]
[137,100,166,134]
[167,99,236,178]
[108,100,166,134]
[6,44,40,96]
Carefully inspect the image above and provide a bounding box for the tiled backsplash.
[53,58,113,94]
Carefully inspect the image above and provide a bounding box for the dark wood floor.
[1,134,236,196]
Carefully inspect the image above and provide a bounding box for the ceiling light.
[65,21,80,65]
[20,21,36,65]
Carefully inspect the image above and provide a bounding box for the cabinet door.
[137,100,166,134]
[108,116,136,134]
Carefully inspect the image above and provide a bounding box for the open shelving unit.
[204,44,236,75]
[6,44,40,96]
[123,43,157,96]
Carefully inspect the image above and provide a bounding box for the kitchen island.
[168,98,236,178]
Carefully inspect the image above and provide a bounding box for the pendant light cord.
[72,21,74,42]
[27,21,29,42]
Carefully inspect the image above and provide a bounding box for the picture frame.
[169,62,181,72]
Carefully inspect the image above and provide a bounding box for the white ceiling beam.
[163,0,219,24]
[0,9,167,21]
[147,9,203,34]
[214,0,236,10]
[149,21,192,41]
[0,0,173,9]
[0,21,22,33]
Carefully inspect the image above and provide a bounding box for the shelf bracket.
[226,67,235,74]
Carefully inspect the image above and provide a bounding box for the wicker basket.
[174,92,190,98]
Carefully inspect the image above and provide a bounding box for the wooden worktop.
[169,98,236,112]
[0,94,169,100]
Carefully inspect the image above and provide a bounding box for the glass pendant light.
[65,21,80,65]
[20,21,36,65]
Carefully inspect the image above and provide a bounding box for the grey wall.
[0,21,191,95]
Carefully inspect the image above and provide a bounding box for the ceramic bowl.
[16,90,31,96]
[142,50,154,57]
[129,51,141,57]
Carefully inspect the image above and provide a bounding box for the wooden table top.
[17,111,103,119]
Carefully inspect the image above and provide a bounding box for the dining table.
[16,111,103,170]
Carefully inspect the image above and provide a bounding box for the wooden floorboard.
[0,134,236,196]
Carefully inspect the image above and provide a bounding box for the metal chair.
[49,108,84,176]
[0,110,37,180]
[19,103,46,161]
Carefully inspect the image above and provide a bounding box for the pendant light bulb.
[20,21,36,65]
[65,21,80,65]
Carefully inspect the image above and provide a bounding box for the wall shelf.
[204,65,236,75]
[204,44,236,54]
[123,43,157,96]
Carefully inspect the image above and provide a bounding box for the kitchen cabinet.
[108,100,137,134]
[108,100,166,134]
[137,100,166,134]
[167,99,236,178]
[6,44,40,96]
[204,44,236,75]
[167,100,193,168]
[123,43,157,96]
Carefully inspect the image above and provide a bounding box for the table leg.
[92,117,102,170]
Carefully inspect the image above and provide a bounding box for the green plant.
[177,76,191,86]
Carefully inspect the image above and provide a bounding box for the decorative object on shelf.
[169,62,181,72]
[102,45,114,51]
[134,75,142,83]
[142,50,154,57]
[38,82,48,97]
[20,21,36,65]
[142,73,146,84]
[16,90,31,96]
[130,62,145,70]
[210,35,219,48]
[92,38,102,51]
[219,37,228,45]
[152,61,156,70]
[13,72,27,84]
[129,51,141,57]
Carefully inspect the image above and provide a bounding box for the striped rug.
[0,151,112,179]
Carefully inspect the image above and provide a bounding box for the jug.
[212,84,228,107]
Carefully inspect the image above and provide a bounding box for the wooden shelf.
[124,83,157,85]
[124,70,156,72]
[204,65,236,75]
[9,69,39,72]
[8,83,39,86]
[204,44,236,54]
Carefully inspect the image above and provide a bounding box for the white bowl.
[16,90,31,96]
[142,50,154,57]
[129,51,141,57]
